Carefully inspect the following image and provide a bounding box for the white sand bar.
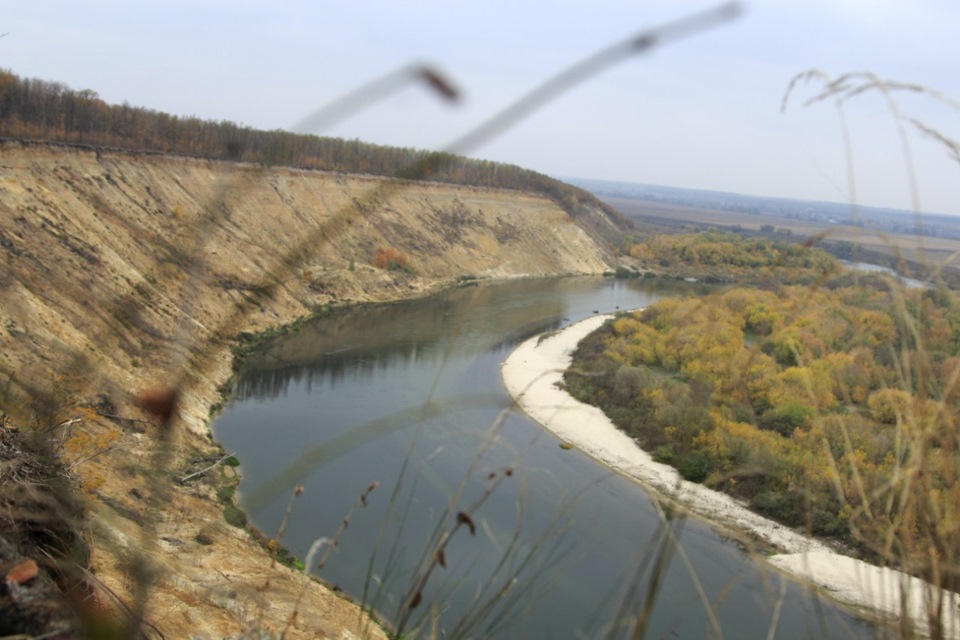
[501,314,959,638]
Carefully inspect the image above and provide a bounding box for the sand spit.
[501,313,959,638]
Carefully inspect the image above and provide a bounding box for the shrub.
[371,246,410,271]
[751,489,801,525]
[677,450,713,483]
[223,504,247,528]
[758,403,813,436]
[653,444,675,464]
[866,388,912,424]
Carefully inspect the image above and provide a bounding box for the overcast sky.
[3,1,959,215]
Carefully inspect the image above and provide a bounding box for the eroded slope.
[0,140,617,638]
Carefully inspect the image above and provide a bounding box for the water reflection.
[841,260,928,289]
[235,277,603,400]
[213,277,876,639]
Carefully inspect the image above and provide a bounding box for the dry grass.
[9,14,959,640]
[0,6,744,639]
[757,70,960,638]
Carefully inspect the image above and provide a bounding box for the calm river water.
[212,277,875,639]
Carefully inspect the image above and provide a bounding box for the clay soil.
[0,140,618,638]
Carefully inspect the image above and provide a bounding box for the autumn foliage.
[371,246,410,271]
[565,275,960,586]
[629,232,840,283]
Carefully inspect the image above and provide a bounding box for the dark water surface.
[212,277,875,639]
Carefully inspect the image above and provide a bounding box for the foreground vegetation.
[565,266,960,593]
[4,58,956,636]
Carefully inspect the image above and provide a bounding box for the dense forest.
[0,68,628,229]
[566,241,960,586]
[628,232,841,283]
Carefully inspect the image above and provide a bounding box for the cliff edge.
[0,140,618,638]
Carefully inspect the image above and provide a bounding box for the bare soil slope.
[0,140,617,638]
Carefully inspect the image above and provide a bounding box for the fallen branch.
[179,451,235,484]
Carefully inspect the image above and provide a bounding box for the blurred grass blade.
[292,63,460,134]
[447,2,742,154]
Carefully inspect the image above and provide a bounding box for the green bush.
[677,451,713,483]
[653,444,675,464]
[751,489,802,526]
[223,504,247,528]
[810,506,845,537]
[758,403,812,436]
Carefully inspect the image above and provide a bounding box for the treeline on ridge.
[0,68,628,228]
[564,274,960,584]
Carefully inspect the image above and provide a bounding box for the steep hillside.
[0,140,618,638]
[0,67,632,249]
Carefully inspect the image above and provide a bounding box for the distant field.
[605,196,960,272]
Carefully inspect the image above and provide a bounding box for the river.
[211,276,876,639]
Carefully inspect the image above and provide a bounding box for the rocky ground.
[0,140,619,638]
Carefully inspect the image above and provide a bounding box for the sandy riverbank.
[501,313,959,638]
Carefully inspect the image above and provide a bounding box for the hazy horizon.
[4,1,959,215]
[565,175,958,218]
